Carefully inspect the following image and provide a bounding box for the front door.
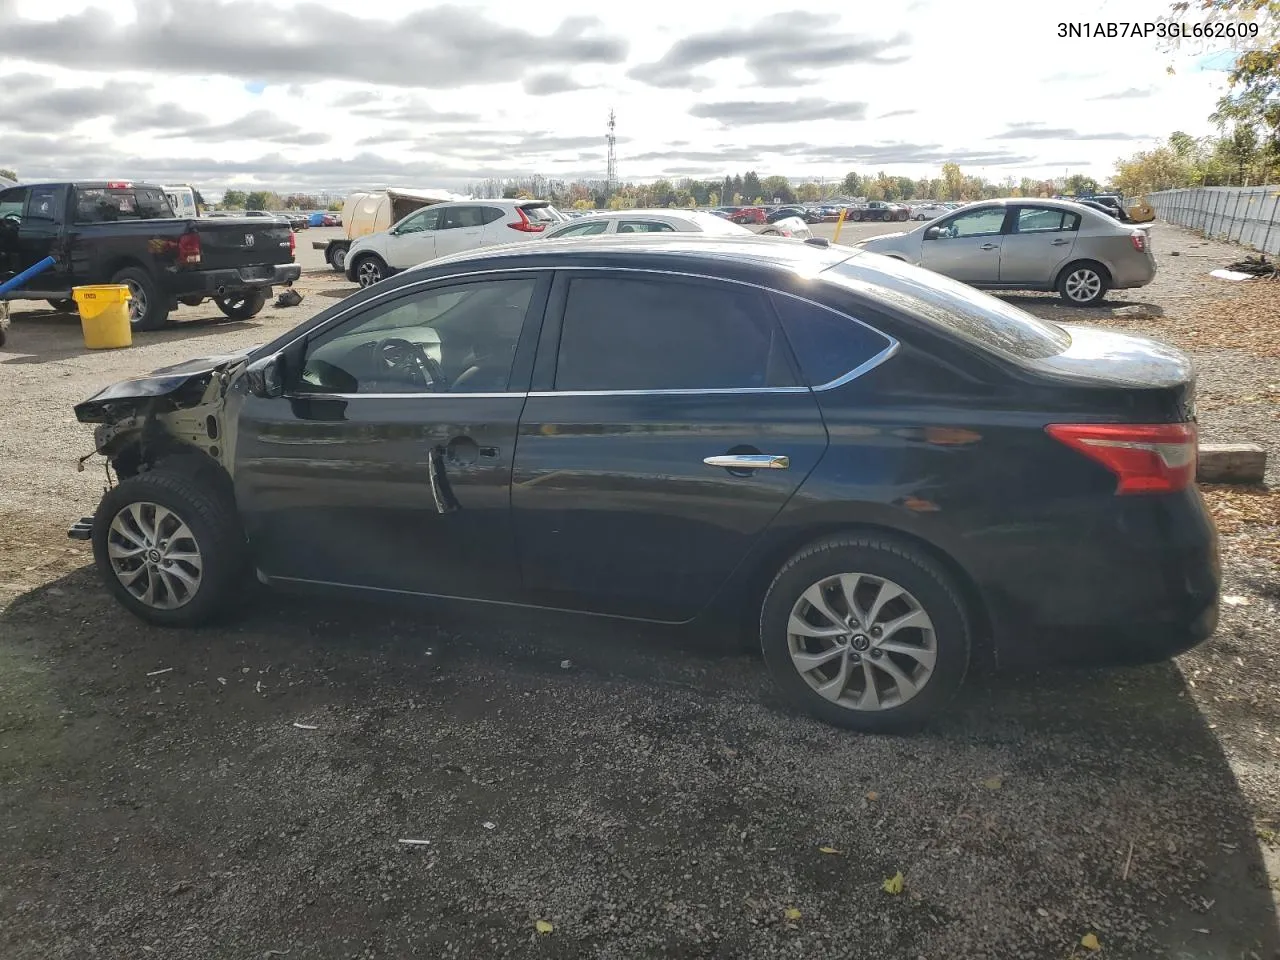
[15,184,68,294]
[919,205,1009,284]
[233,272,549,600]
[0,186,28,279]
[998,205,1080,286]
[511,270,829,622]
[434,205,488,258]
[383,206,440,270]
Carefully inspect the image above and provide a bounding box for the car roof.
[409,233,855,278]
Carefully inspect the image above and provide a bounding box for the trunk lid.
[1025,324,1195,422]
[195,217,295,270]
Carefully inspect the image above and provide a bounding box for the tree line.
[218,190,342,211]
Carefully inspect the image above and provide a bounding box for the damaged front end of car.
[67,353,251,539]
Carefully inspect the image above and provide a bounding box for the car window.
[442,206,487,229]
[770,295,895,388]
[25,185,63,222]
[298,278,536,395]
[73,187,172,223]
[554,275,799,392]
[0,186,29,221]
[519,203,558,224]
[936,208,1007,238]
[1014,207,1080,234]
[396,207,442,234]
[617,220,675,234]
[550,220,609,237]
[824,254,1071,361]
[478,206,505,225]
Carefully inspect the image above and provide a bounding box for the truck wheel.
[111,267,169,331]
[92,465,248,627]
[46,298,76,312]
[326,244,348,272]
[213,289,268,321]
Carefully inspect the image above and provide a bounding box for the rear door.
[434,204,489,257]
[510,270,829,622]
[999,205,1080,286]
[919,205,1009,284]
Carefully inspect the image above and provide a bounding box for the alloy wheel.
[106,501,204,609]
[1063,268,1103,303]
[356,259,383,287]
[125,280,147,324]
[786,572,936,710]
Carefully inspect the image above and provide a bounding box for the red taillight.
[289,229,296,257]
[177,231,202,265]
[1130,231,1147,253]
[1047,422,1197,494]
[507,207,546,232]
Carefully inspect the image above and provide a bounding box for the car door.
[232,272,550,600]
[998,205,1081,286]
[433,205,488,258]
[12,184,67,293]
[918,205,1010,284]
[383,206,441,269]
[476,204,512,246]
[510,270,829,622]
[0,186,30,278]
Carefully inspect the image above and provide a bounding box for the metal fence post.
[1259,188,1279,256]
[1231,188,1247,244]
[1209,189,1224,239]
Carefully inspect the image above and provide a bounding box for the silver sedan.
[541,209,813,241]
[854,198,1156,305]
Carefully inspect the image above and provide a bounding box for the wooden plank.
[1197,443,1267,484]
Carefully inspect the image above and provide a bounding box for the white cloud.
[0,0,1232,193]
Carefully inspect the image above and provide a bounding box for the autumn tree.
[940,162,964,200]
[1063,173,1102,195]
[0,167,17,181]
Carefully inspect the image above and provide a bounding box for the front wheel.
[1057,262,1110,306]
[213,289,267,320]
[353,254,386,288]
[760,534,971,732]
[92,466,248,627]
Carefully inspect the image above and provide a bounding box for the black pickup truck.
[0,180,301,330]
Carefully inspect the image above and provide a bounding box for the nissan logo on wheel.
[244,234,255,247]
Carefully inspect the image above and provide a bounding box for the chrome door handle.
[980,242,998,250]
[1051,238,1070,246]
[703,454,790,470]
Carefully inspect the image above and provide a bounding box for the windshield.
[823,252,1072,361]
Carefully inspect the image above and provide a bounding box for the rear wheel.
[760,534,971,732]
[1057,262,1110,306]
[213,289,267,320]
[353,254,387,288]
[111,266,169,331]
[92,465,247,627]
[46,298,76,312]
[326,243,348,272]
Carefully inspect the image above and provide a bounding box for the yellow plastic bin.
[72,285,133,349]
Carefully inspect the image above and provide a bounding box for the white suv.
[344,199,565,287]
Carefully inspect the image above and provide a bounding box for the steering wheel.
[375,337,448,392]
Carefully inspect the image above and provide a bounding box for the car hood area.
[73,351,251,424]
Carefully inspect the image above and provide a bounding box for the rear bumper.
[1110,256,1157,290]
[167,264,301,297]
[979,489,1220,669]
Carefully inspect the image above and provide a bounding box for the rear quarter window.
[770,294,895,387]
[825,253,1071,361]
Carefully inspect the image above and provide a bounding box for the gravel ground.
[1,221,1278,959]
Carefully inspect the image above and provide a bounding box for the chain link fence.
[1147,186,1280,256]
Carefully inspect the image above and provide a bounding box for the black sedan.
[69,235,1219,732]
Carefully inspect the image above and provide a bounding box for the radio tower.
[605,108,618,198]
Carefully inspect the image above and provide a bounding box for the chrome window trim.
[278,264,900,398]
[289,391,527,400]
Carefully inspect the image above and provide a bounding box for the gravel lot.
[1,221,1278,959]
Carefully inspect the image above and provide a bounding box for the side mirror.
[924,226,943,240]
[244,353,285,399]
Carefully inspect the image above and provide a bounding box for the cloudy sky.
[0,0,1238,195]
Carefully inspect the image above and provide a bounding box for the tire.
[92,464,248,627]
[111,266,169,331]
[46,298,76,312]
[1057,261,1110,306]
[352,253,387,288]
[326,243,348,272]
[213,289,267,320]
[759,534,971,732]
[179,295,205,307]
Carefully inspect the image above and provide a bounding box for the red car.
[729,206,767,225]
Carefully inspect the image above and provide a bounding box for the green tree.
[245,191,278,211]
[1215,122,1261,182]
[941,162,964,200]
[741,170,762,203]
[0,167,16,181]
[840,171,862,196]
[221,189,247,209]
[761,175,793,203]
[1063,173,1101,195]
[796,182,822,202]
[721,176,733,205]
